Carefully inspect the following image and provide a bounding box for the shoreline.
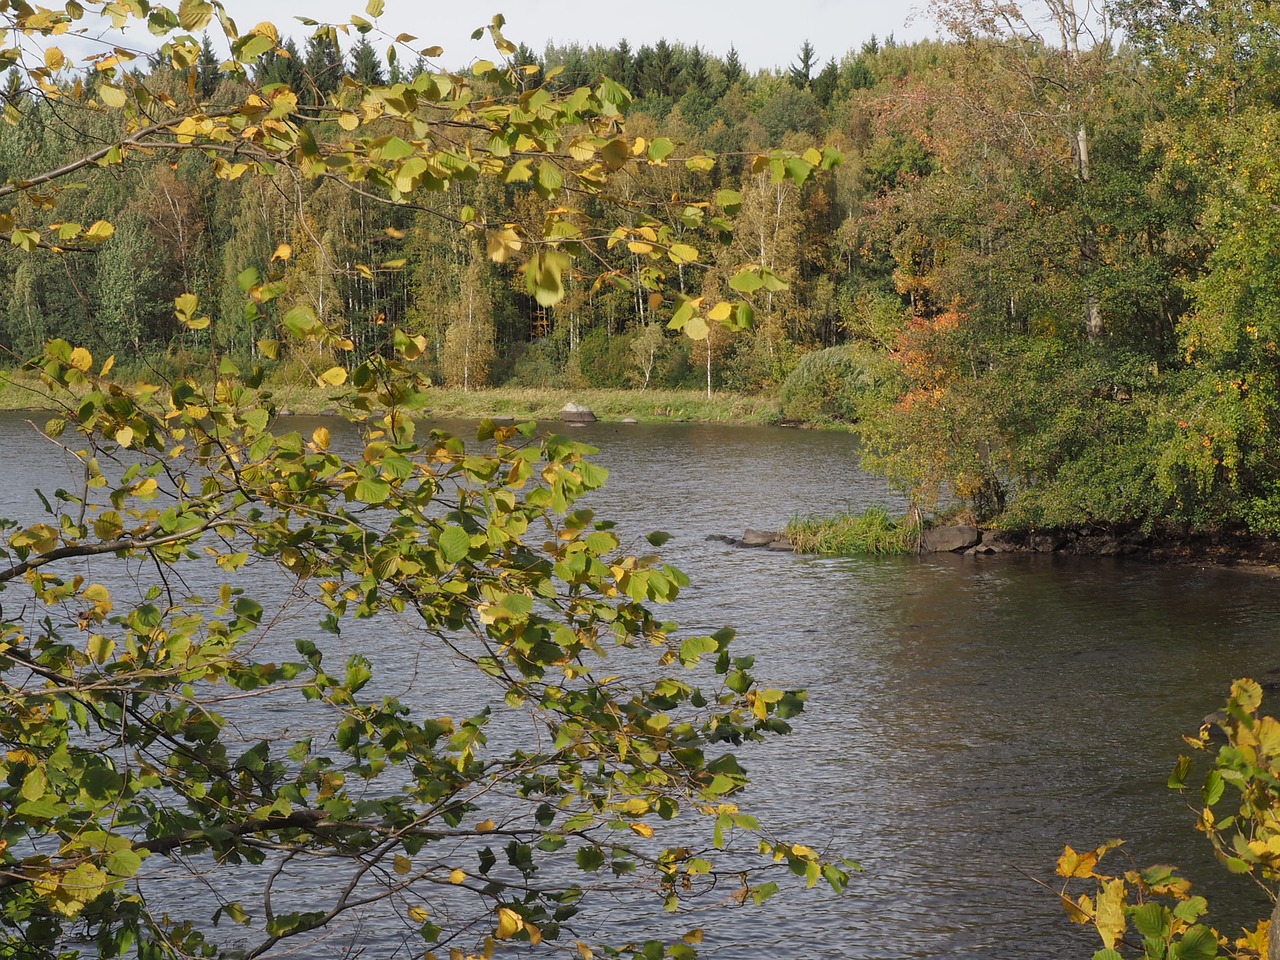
[0,372,788,426]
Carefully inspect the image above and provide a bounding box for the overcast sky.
[215,0,941,71]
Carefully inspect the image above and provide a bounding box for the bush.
[778,344,889,425]
[574,326,634,387]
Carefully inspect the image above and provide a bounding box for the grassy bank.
[785,506,921,556]
[0,368,781,425]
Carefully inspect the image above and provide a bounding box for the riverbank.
[0,369,783,425]
[781,509,1280,573]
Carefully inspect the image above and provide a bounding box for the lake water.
[2,411,1276,958]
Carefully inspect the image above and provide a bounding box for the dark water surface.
[3,412,1276,958]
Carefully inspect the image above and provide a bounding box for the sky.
[214,0,941,72]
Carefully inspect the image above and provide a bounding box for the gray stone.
[765,537,795,552]
[741,528,781,547]
[983,532,1019,553]
[620,417,638,423]
[920,525,981,553]
[1029,533,1065,553]
[560,402,597,423]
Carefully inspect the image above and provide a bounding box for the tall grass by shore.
[0,367,782,425]
[785,506,921,556]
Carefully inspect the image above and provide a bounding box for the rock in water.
[560,402,597,423]
[920,525,981,553]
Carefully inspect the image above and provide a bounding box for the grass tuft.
[785,506,921,556]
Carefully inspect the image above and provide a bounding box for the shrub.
[778,344,891,425]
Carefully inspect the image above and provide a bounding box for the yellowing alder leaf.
[316,366,348,387]
[97,82,127,108]
[495,906,524,940]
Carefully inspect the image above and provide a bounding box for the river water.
[2,411,1277,958]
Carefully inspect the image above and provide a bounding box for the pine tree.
[349,34,384,85]
[723,45,743,85]
[789,39,816,89]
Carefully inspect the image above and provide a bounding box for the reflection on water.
[2,411,1277,958]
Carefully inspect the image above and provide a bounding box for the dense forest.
[2,0,1278,537]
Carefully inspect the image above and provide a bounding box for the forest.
[2,0,1278,536]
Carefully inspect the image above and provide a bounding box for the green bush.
[778,344,889,425]
[574,326,634,388]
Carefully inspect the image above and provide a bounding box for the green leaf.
[716,189,742,214]
[1131,902,1170,938]
[365,0,384,16]
[282,304,320,338]
[647,137,675,162]
[728,269,765,294]
[105,847,144,878]
[236,33,275,62]
[438,525,470,563]
[1174,926,1220,960]
[353,477,391,503]
[1202,769,1224,806]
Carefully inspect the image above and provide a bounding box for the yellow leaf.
[668,243,698,264]
[408,904,429,923]
[1095,878,1127,949]
[338,112,359,131]
[683,930,704,944]
[495,906,524,940]
[132,477,159,498]
[100,355,115,376]
[629,822,654,838]
[316,367,348,387]
[250,21,279,42]
[449,868,466,884]
[114,426,134,448]
[174,291,198,318]
[44,46,64,70]
[393,854,412,875]
[707,301,733,322]
[272,242,292,261]
[312,427,331,450]
[69,346,92,372]
[98,82,127,108]
[475,819,495,833]
[84,220,115,242]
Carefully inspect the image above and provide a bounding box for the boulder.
[920,525,981,553]
[560,402,597,423]
[975,531,1019,554]
[740,528,781,547]
[765,537,795,552]
[1029,533,1065,553]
